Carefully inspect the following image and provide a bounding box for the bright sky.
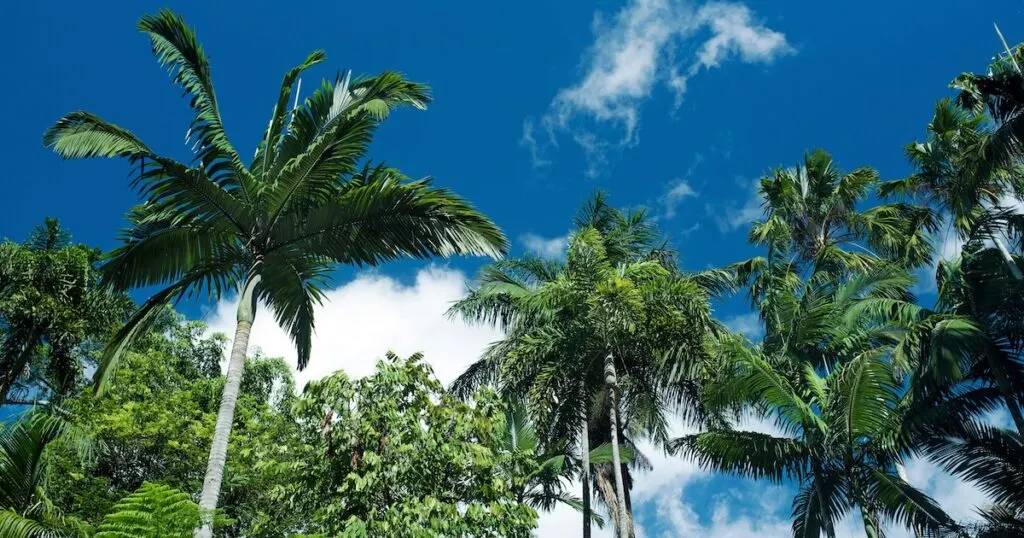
[5,1,1023,535]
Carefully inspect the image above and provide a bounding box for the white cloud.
[530,0,792,170]
[206,266,501,388]
[724,312,762,340]
[521,233,569,259]
[693,3,792,70]
[653,485,791,538]
[660,180,699,220]
[711,177,764,232]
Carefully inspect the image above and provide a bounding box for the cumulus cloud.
[528,0,792,171]
[206,267,501,388]
[520,233,569,258]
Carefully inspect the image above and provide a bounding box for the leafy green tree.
[47,311,299,536]
[269,352,538,537]
[0,220,128,405]
[747,149,935,275]
[894,243,1024,435]
[44,10,506,534]
[922,423,1024,537]
[952,42,1024,188]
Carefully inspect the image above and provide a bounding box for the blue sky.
[4,0,1024,535]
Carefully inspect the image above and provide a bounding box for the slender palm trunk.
[604,352,629,538]
[812,460,835,538]
[580,411,592,538]
[0,326,42,405]
[993,235,1023,281]
[194,273,261,538]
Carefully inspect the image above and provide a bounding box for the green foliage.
[0,220,130,404]
[44,10,508,392]
[277,352,538,537]
[0,412,89,537]
[46,315,296,534]
[93,483,204,538]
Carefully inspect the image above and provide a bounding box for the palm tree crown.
[44,9,507,390]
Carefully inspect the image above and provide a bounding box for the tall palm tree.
[498,400,624,530]
[451,200,717,538]
[921,422,1024,537]
[672,325,958,537]
[952,41,1024,182]
[747,149,935,278]
[43,10,506,536]
[880,99,1024,280]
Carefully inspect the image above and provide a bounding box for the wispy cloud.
[658,153,703,220]
[520,117,551,168]
[525,0,792,173]
[710,176,764,232]
[520,233,569,258]
[660,180,699,219]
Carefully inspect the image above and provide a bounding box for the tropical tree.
[952,41,1024,184]
[46,311,298,536]
[0,412,88,537]
[672,336,958,538]
[745,149,935,278]
[451,200,718,538]
[893,243,1024,435]
[43,10,506,535]
[921,422,1024,537]
[0,220,128,406]
[880,99,1024,279]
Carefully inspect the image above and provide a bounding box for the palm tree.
[893,243,1024,435]
[672,335,958,537]
[922,422,1024,537]
[952,40,1024,182]
[451,199,717,538]
[43,10,506,536]
[880,99,1024,280]
[0,413,87,537]
[747,149,935,278]
[498,401,626,531]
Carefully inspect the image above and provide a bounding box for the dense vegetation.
[3,8,1024,538]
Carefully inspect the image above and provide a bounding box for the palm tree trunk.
[812,460,835,538]
[580,411,592,538]
[604,352,629,538]
[992,235,1023,281]
[0,326,42,405]
[194,273,261,538]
